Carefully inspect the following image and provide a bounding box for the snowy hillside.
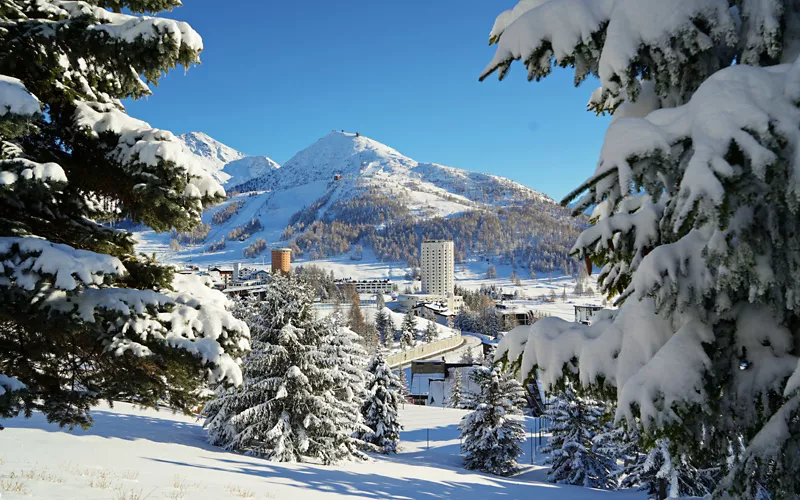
[0,401,642,499]
[138,131,583,272]
[178,131,280,186]
[234,131,548,210]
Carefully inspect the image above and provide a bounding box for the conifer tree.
[397,369,410,402]
[0,0,249,429]
[348,288,366,335]
[606,433,718,499]
[448,370,467,409]
[359,349,404,453]
[363,321,380,354]
[375,308,391,345]
[376,293,386,310]
[541,387,616,489]
[203,274,366,464]
[400,311,417,349]
[485,1,800,495]
[459,367,526,476]
[423,321,438,343]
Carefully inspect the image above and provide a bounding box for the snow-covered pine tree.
[0,0,249,429]
[203,274,364,464]
[375,308,392,346]
[423,321,438,343]
[397,369,411,402]
[400,311,417,348]
[482,345,497,368]
[460,348,475,365]
[541,387,616,489]
[459,367,526,476]
[447,369,470,409]
[359,348,404,453]
[485,1,800,495]
[614,436,718,499]
[483,308,501,338]
[318,317,371,462]
[376,292,386,310]
[454,309,474,333]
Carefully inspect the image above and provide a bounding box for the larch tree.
[486,1,800,496]
[0,0,250,430]
[348,288,366,336]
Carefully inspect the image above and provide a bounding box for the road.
[394,333,484,369]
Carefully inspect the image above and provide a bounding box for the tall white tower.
[421,240,454,297]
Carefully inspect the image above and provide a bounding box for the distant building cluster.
[334,278,393,294]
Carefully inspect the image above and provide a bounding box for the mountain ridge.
[146,131,584,275]
[178,132,280,187]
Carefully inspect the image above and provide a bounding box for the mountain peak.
[178,132,280,187]
[178,132,246,167]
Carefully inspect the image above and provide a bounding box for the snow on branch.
[43,274,250,386]
[44,1,202,54]
[0,158,67,187]
[488,0,551,45]
[481,0,612,82]
[0,373,26,397]
[496,296,714,427]
[481,0,737,103]
[580,61,800,231]
[496,299,711,428]
[0,237,125,290]
[73,101,225,200]
[0,75,41,118]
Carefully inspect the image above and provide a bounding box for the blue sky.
[126,1,609,201]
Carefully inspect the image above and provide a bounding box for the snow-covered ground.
[0,402,642,499]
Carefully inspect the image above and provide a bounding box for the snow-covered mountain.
[232,131,549,212]
[138,131,583,272]
[178,132,280,187]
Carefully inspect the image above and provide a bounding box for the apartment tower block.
[271,248,292,275]
[421,240,454,297]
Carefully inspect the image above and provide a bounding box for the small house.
[574,304,605,325]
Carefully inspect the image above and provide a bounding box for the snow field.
[0,402,642,499]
